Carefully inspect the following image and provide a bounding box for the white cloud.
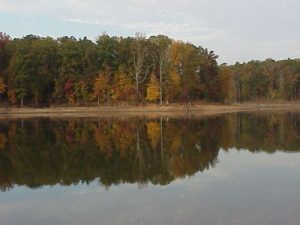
[0,0,224,41]
[0,0,299,63]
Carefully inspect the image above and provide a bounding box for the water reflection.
[0,112,299,191]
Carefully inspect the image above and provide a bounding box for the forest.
[0,32,300,106]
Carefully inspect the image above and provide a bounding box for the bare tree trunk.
[159,61,163,105]
[132,33,148,105]
[136,74,139,104]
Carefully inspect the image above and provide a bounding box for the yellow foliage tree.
[146,74,160,102]
[93,72,111,105]
[166,70,182,102]
[169,41,183,68]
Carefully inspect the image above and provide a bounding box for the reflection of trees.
[0,112,299,191]
[224,113,300,153]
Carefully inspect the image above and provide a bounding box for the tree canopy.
[0,31,299,106]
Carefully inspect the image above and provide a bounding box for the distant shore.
[1,102,300,118]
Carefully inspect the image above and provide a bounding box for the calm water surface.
[0,112,300,225]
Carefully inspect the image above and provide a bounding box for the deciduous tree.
[146,74,160,102]
[93,72,111,105]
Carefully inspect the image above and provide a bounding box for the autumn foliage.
[146,74,160,102]
[0,32,299,106]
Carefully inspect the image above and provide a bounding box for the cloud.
[0,0,299,63]
[0,0,225,41]
[58,0,226,45]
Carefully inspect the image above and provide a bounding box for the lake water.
[0,112,300,225]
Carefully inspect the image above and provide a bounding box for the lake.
[0,112,300,225]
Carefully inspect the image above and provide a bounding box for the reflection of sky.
[1,150,300,225]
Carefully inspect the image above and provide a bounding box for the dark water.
[0,113,300,225]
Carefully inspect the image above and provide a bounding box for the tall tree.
[131,33,151,103]
[54,36,82,103]
[149,35,171,105]
[198,48,220,101]
[96,34,119,71]
[0,32,10,78]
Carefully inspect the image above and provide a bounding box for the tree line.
[0,32,299,106]
[220,59,300,102]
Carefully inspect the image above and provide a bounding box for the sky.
[0,0,299,64]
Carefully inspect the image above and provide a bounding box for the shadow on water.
[0,112,299,191]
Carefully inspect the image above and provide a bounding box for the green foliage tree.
[96,34,119,71]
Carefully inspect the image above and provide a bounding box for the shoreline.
[1,102,300,118]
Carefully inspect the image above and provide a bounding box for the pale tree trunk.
[132,34,147,105]
[136,74,139,103]
[159,61,163,105]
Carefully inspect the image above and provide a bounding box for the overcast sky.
[0,0,299,64]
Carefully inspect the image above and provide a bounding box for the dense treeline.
[220,59,300,102]
[0,113,299,191]
[0,32,220,106]
[0,32,300,106]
